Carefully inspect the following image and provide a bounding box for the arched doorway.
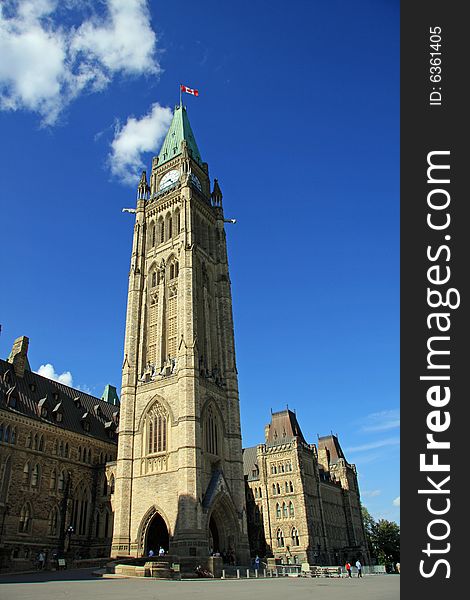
[209,515,220,553]
[145,512,169,555]
[208,496,239,559]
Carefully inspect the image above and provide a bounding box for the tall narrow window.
[31,464,40,488]
[147,293,158,365]
[23,462,30,485]
[291,527,299,546]
[49,507,59,536]
[276,529,284,548]
[159,218,164,244]
[146,403,168,454]
[19,503,32,533]
[166,285,177,358]
[282,502,288,518]
[276,503,281,519]
[205,406,219,455]
[50,469,57,491]
[58,470,65,492]
[289,501,295,517]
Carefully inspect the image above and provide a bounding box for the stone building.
[243,409,370,565]
[0,336,119,570]
[111,104,250,562]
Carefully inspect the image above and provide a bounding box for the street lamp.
[66,525,74,552]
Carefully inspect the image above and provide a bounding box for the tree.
[371,519,400,569]
[361,506,400,569]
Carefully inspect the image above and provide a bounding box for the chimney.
[7,336,31,378]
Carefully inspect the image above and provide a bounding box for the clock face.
[159,169,180,190]
[190,172,202,191]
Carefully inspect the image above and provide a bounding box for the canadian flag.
[181,84,199,96]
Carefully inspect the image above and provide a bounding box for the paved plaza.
[0,569,399,600]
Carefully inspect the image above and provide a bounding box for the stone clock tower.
[111,104,249,563]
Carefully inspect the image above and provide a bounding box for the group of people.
[345,560,362,578]
[147,546,166,558]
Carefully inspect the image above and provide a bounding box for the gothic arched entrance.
[208,495,239,559]
[145,512,169,555]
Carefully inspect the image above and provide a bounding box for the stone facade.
[111,105,250,562]
[0,337,118,571]
[244,410,370,566]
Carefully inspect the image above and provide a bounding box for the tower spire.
[157,104,202,168]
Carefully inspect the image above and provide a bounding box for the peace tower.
[111,104,250,562]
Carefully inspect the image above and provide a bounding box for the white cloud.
[361,409,400,432]
[393,496,400,507]
[36,363,73,387]
[109,102,172,183]
[362,489,381,498]
[346,437,400,453]
[0,0,159,125]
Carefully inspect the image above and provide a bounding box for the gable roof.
[0,358,118,445]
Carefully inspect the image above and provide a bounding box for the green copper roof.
[157,104,202,167]
[101,384,120,407]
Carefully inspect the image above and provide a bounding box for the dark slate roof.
[242,446,259,480]
[265,409,307,446]
[0,358,118,445]
[318,434,345,463]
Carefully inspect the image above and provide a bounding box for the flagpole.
[179,84,182,108]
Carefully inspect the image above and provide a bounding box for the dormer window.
[38,398,48,419]
[94,405,102,418]
[53,402,63,423]
[52,392,59,401]
[29,383,36,392]
[81,413,90,432]
[74,397,81,409]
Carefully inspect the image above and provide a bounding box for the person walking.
[148,548,154,557]
[356,559,362,577]
[254,555,260,570]
[38,550,46,570]
[345,561,352,578]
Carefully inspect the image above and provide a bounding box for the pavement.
[0,568,399,600]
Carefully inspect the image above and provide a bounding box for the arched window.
[145,402,168,454]
[26,432,32,449]
[10,427,16,444]
[276,483,281,495]
[150,223,156,247]
[31,464,40,488]
[276,529,284,548]
[88,449,92,463]
[169,260,179,281]
[50,469,57,491]
[272,483,276,495]
[151,270,157,288]
[59,441,64,457]
[71,483,91,536]
[3,425,9,443]
[285,481,289,493]
[78,446,82,461]
[65,443,69,458]
[19,503,32,533]
[166,214,173,241]
[289,481,294,493]
[289,501,295,517]
[291,527,299,546]
[58,470,65,492]
[175,211,181,234]
[0,455,12,504]
[159,218,164,244]
[166,275,178,359]
[39,435,44,451]
[282,502,288,518]
[259,487,262,498]
[22,462,30,485]
[48,507,59,536]
[33,433,39,450]
[205,406,219,455]
[276,503,281,519]
[103,476,108,496]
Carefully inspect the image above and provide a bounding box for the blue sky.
[0,1,399,523]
